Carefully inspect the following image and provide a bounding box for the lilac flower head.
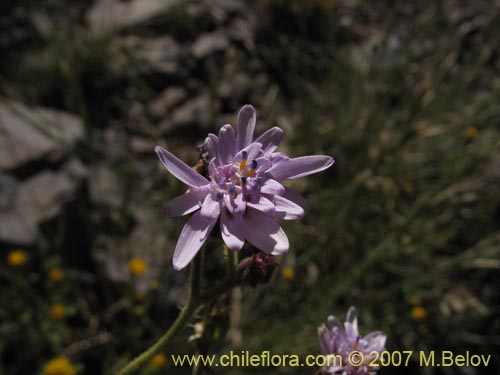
[155,105,334,270]
[318,307,386,375]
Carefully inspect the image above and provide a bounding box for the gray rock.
[0,173,17,212]
[102,127,129,160]
[160,93,212,131]
[130,137,156,155]
[148,87,187,118]
[218,72,251,102]
[191,32,229,59]
[212,0,246,13]
[123,36,182,75]
[89,165,123,209]
[0,101,84,171]
[0,167,86,245]
[227,18,255,49]
[88,0,181,31]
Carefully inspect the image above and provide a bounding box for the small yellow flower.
[7,250,27,266]
[411,306,427,320]
[465,126,479,139]
[150,352,168,369]
[281,266,296,281]
[43,356,76,375]
[50,304,66,320]
[129,258,148,277]
[49,267,65,281]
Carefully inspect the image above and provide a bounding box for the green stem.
[116,256,202,375]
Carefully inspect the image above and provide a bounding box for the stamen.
[239,160,247,170]
[246,169,256,177]
[251,159,258,170]
[242,150,248,160]
[216,192,223,200]
[353,335,361,350]
[256,177,262,185]
[229,185,236,199]
[241,176,247,186]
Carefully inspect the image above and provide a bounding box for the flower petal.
[254,157,272,173]
[269,152,290,166]
[318,326,334,355]
[217,125,237,164]
[200,194,221,219]
[273,195,305,220]
[363,331,387,352]
[326,315,344,333]
[267,155,334,181]
[224,193,246,215]
[247,196,275,214]
[164,189,207,216]
[234,141,262,163]
[205,133,218,159]
[345,306,359,339]
[283,187,310,213]
[155,146,209,187]
[172,211,217,270]
[255,126,284,153]
[244,208,289,255]
[237,104,256,150]
[260,179,285,195]
[220,209,245,251]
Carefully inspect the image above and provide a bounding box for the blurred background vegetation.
[1,0,499,374]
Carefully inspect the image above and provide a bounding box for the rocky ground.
[1,0,275,299]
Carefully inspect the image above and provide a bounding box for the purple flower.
[155,105,334,270]
[318,307,386,375]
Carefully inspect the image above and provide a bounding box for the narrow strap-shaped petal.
[282,187,310,213]
[155,146,209,187]
[254,157,272,173]
[247,196,275,214]
[172,211,217,270]
[244,208,289,255]
[205,133,219,160]
[223,193,246,215]
[269,152,289,167]
[234,142,262,162]
[164,189,207,216]
[255,126,284,154]
[237,104,256,150]
[220,209,245,251]
[272,195,305,220]
[326,315,344,333]
[218,125,236,164]
[318,326,334,355]
[363,331,387,352]
[267,155,334,181]
[200,193,221,219]
[345,306,359,338]
[260,179,285,195]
